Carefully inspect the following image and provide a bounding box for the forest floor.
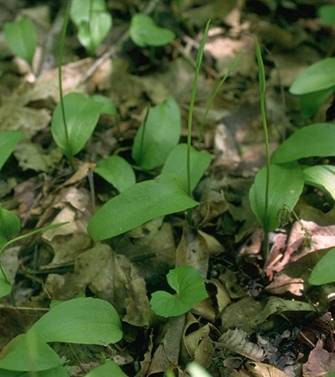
[1,0,335,376]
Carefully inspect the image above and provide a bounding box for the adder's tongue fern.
[57,0,72,159]
[187,19,211,197]
[255,41,271,257]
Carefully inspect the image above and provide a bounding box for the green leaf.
[132,97,181,170]
[0,207,20,248]
[92,95,116,116]
[51,93,102,157]
[309,248,335,285]
[160,144,212,192]
[71,0,107,25]
[95,155,135,192]
[0,370,24,377]
[85,360,128,377]
[298,88,333,118]
[88,180,197,240]
[272,123,335,164]
[0,131,24,171]
[130,14,175,47]
[318,5,335,25]
[0,333,61,371]
[0,268,11,298]
[303,165,335,200]
[29,297,122,345]
[150,266,208,317]
[28,367,69,377]
[70,0,111,54]
[249,163,304,231]
[289,58,335,95]
[3,18,37,65]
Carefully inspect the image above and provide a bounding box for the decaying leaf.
[266,220,335,276]
[219,328,264,361]
[245,361,291,377]
[147,316,185,375]
[45,243,151,327]
[0,84,50,138]
[303,339,335,377]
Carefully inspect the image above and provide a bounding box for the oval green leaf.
[130,14,175,47]
[272,123,335,164]
[303,165,335,200]
[95,155,135,192]
[249,163,304,231]
[0,333,61,372]
[85,360,128,377]
[309,248,335,285]
[150,266,208,318]
[132,97,181,170]
[3,18,37,65]
[318,5,335,25]
[92,95,116,116]
[88,179,197,240]
[298,88,333,118]
[70,0,111,54]
[160,143,212,192]
[0,131,24,171]
[0,268,11,298]
[0,207,20,248]
[33,367,69,377]
[29,297,122,345]
[289,58,335,95]
[51,93,102,157]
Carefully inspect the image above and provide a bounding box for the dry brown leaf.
[246,361,291,377]
[303,339,335,377]
[148,316,185,375]
[266,220,335,277]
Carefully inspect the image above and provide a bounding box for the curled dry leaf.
[147,316,185,376]
[245,361,291,377]
[266,220,335,277]
[219,328,264,361]
[46,243,151,327]
[303,339,335,377]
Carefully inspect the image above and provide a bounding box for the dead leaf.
[246,361,291,377]
[303,339,335,377]
[266,220,335,277]
[148,316,185,375]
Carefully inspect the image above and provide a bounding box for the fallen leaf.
[303,339,335,377]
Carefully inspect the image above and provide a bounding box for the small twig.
[0,304,49,312]
[87,169,96,211]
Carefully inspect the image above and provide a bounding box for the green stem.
[200,53,241,139]
[255,41,271,257]
[187,19,211,197]
[58,0,72,159]
[138,107,150,165]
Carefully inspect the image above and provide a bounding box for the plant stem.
[58,0,72,159]
[200,53,241,140]
[138,107,150,165]
[255,41,271,257]
[187,19,211,197]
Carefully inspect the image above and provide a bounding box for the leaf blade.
[130,14,175,47]
[150,266,208,317]
[29,297,122,345]
[88,180,197,240]
[249,163,304,231]
[95,155,135,192]
[272,123,335,164]
[51,93,102,157]
[132,97,181,169]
